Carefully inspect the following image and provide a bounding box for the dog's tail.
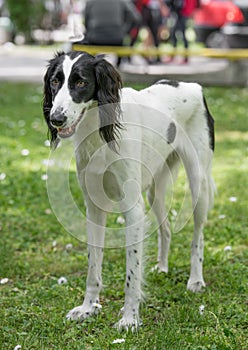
[202,93,216,212]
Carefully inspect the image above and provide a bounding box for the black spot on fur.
[133,249,137,254]
[155,79,180,88]
[167,122,176,144]
[127,282,130,288]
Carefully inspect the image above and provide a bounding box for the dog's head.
[43,51,122,149]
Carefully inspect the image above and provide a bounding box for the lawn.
[0,82,247,350]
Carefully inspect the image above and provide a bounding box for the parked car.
[222,0,248,48]
[194,0,248,48]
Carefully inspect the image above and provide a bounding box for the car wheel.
[206,31,229,48]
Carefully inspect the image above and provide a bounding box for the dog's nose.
[50,110,67,127]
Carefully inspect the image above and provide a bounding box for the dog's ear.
[43,53,62,149]
[94,57,123,151]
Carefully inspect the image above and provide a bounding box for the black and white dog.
[43,51,215,331]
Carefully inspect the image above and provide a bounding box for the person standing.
[80,0,141,66]
[165,0,198,63]
[130,0,169,63]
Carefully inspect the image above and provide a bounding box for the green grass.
[0,82,247,350]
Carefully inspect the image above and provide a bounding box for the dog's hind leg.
[183,151,213,292]
[148,182,170,274]
[147,170,171,274]
[148,154,180,273]
[66,200,106,321]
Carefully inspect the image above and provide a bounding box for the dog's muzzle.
[50,108,86,139]
[50,110,67,128]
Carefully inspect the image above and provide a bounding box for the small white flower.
[218,214,226,219]
[224,245,232,252]
[151,265,158,273]
[58,276,67,285]
[65,243,73,251]
[171,209,177,217]
[29,95,40,103]
[45,208,52,215]
[229,196,237,202]
[44,140,50,147]
[0,173,6,181]
[41,174,48,181]
[18,120,26,127]
[21,149,29,156]
[0,278,9,284]
[116,216,125,225]
[112,338,125,344]
[52,240,57,248]
[92,302,102,309]
[14,345,22,350]
[19,129,26,136]
[199,304,205,315]
[31,121,39,129]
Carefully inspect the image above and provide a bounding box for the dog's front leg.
[115,200,144,332]
[66,200,106,321]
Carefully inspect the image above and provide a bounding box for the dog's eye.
[51,78,60,86]
[76,80,86,88]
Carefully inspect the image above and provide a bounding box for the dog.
[43,51,215,331]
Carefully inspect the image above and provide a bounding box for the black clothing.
[83,0,141,45]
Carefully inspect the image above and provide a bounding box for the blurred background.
[0,0,248,49]
[0,1,248,86]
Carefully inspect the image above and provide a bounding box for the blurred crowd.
[0,0,198,63]
[1,0,247,64]
[75,0,199,64]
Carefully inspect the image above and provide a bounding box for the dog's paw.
[114,315,141,332]
[187,279,206,292]
[66,303,102,321]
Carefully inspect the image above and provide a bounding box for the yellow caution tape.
[73,44,248,60]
